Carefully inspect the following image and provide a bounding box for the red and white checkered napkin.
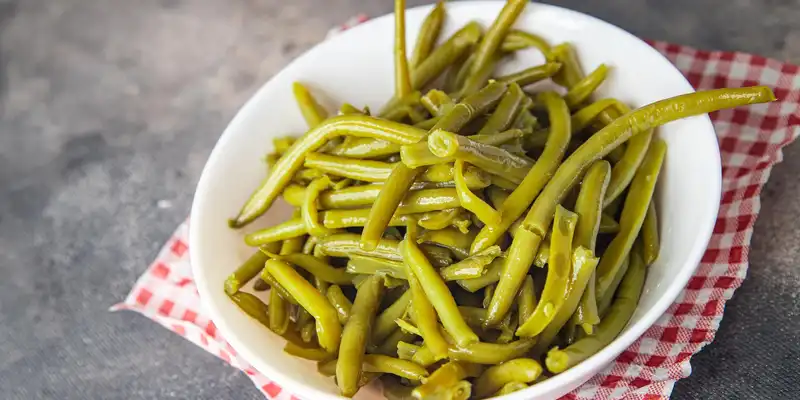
[112,17,800,400]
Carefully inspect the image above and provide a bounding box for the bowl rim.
[190,2,722,399]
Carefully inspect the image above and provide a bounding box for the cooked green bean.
[346,255,407,280]
[523,87,774,240]
[420,89,455,116]
[375,328,417,357]
[419,163,493,189]
[397,341,420,360]
[326,284,352,324]
[564,64,609,109]
[412,361,481,400]
[449,50,477,94]
[400,238,478,347]
[457,258,503,292]
[317,233,452,267]
[406,267,449,361]
[418,227,476,260]
[600,213,620,233]
[517,275,537,327]
[227,291,270,327]
[264,259,341,353]
[440,246,502,280]
[284,342,336,361]
[550,43,584,88]
[273,253,354,284]
[373,290,413,344]
[546,247,646,374]
[224,251,270,295]
[597,253,631,317]
[596,139,665,301]
[231,115,428,228]
[426,129,534,183]
[641,200,660,264]
[533,238,549,267]
[269,289,290,335]
[474,358,543,398]
[363,354,428,381]
[285,184,461,212]
[448,337,537,364]
[301,176,334,237]
[292,82,328,128]
[252,278,270,291]
[467,0,528,82]
[361,165,421,251]
[337,275,384,397]
[516,206,577,336]
[574,161,611,251]
[532,246,599,354]
[329,137,401,159]
[501,29,551,57]
[497,62,562,87]
[245,212,411,246]
[458,53,500,99]
[477,83,526,135]
[471,91,570,254]
[273,136,297,155]
[400,129,527,169]
[455,160,501,226]
[304,153,394,182]
[412,21,483,91]
[417,208,462,231]
[494,381,529,396]
[394,0,412,99]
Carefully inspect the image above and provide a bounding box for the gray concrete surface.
[0,0,798,398]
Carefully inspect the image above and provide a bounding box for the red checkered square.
[113,23,800,400]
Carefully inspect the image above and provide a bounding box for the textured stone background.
[0,0,798,399]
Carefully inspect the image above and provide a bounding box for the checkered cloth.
[112,15,800,400]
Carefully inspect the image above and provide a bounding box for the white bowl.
[190,2,721,399]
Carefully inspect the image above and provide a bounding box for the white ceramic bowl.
[190,2,721,399]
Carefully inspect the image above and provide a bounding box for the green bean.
[375,328,417,357]
[300,176,333,236]
[419,163,493,189]
[516,206,577,336]
[524,98,621,150]
[471,91,570,254]
[329,137,401,159]
[285,184,461,212]
[363,354,428,381]
[456,160,502,226]
[420,89,454,116]
[493,381,529,396]
[373,290,413,344]
[458,53,500,99]
[318,233,452,267]
[517,275,537,327]
[417,208,462,231]
[280,231,306,255]
[478,83,526,135]
[400,129,527,169]
[574,161,611,251]
[467,0,528,82]
[597,254,631,317]
[412,21,483,91]
[224,251,269,295]
[337,275,384,397]
[564,64,609,109]
[346,255,407,280]
[338,103,366,115]
[522,87,774,241]
[449,50,477,95]
[426,130,534,183]
[545,248,646,374]
[501,29,551,58]
[264,259,341,352]
[550,43,584,88]
[252,278,270,291]
[273,136,297,155]
[326,285,352,324]
[448,337,537,364]
[231,115,428,228]
[596,139,665,301]
[497,62,562,87]
[292,82,328,128]
[450,381,473,400]
[458,306,488,328]
[402,247,450,360]
[245,212,411,246]
[641,200,660,264]
[268,288,291,335]
[457,258,503,292]
[605,136,655,207]
[412,361,481,400]
[600,213,620,233]
[482,284,495,309]
[318,358,337,376]
[304,153,393,182]
[440,246,502,280]
[394,0,412,99]
[532,246,599,354]
[227,291,270,327]
[400,238,478,347]
[274,253,354,284]
[396,341,420,360]
[470,128,528,146]
[361,165,421,251]
[284,342,336,361]
[474,358,543,398]
[418,227,476,260]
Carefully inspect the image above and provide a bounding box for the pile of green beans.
[223,1,775,398]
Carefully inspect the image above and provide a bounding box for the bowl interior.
[190,2,721,399]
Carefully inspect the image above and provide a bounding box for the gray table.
[1,0,798,398]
